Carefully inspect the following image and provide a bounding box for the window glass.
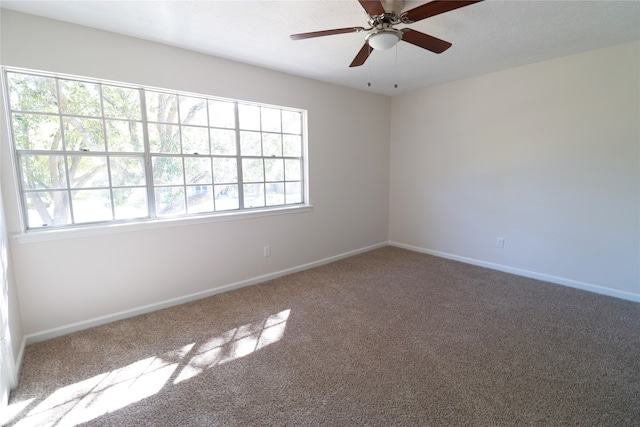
[113,188,148,219]
[7,72,58,113]
[13,114,61,150]
[5,69,306,230]
[182,126,210,155]
[110,156,146,186]
[63,117,105,151]
[59,79,101,117]
[149,123,180,154]
[282,110,302,134]
[69,156,109,188]
[105,120,144,152]
[180,95,208,126]
[209,100,235,129]
[102,85,141,120]
[153,156,184,186]
[261,107,281,133]
[238,104,261,130]
[155,187,186,216]
[146,91,179,124]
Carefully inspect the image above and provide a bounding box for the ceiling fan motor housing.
[381,0,405,15]
[365,0,406,51]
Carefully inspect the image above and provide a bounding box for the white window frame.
[2,68,310,242]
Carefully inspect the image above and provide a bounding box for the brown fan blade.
[349,43,372,67]
[404,0,484,23]
[290,27,365,40]
[401,29,452,54]
[358,0,386,16]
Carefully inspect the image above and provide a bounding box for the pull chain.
[394,43,398,89]
[367,45,372,88]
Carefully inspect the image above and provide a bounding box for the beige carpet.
[6,246,640,426]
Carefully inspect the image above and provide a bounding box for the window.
[4,69,307,231]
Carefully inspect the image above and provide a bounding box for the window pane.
[155,186,185,216]
[13,114,61,150]
[209,100,235,128]
[213,158,238,184]
[240,131,261,156]
[285,159,301,181]
[179,95,208,126]
[20,155,67,189]
[283,134,302,157]
[265,159,284,182]
[187,185,213,214]
[243,183,264,208]
[106,120,144,152]
[242,159,264,183]
[68,155,109,188]
[282,110,302,134]
[153,156,184,185]
[182,126,209,155]
[7,70,306,229]
[286,182,302,204]
[110,156,146,186]
[59,79,101,117]
[7,73,58,113]
[63,117,105,151]
[71,189,112,223]
[148,123,180,153]
[263,133,282,157]
[184,157,212,185]
[261,107,281,133]
[266,183,285,206]
[102,85,141,119]
[214,184,239,211]
[25,191,71,227]
[238,104,260,130]
[113,188,148,219]
[210,129,236,155]
[146,91,178,123]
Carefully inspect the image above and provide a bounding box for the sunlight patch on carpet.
[1,398,34,425]
[9,352,182,427]
[7,310,290,426]
[174,309,291,384]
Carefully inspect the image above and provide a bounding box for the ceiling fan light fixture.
[366,29,402,50]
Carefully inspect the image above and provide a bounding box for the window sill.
[14,204,314,244]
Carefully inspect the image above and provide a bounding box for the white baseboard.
[389,241,640,303]
[20,240,637,360]
[24,242,388,345]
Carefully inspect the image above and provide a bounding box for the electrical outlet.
[496,237,505,248]
[263,245,271,257]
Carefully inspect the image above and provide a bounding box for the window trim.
[2,67,310,237]
[14,204,313,244]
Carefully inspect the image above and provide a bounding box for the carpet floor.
[5,246,640,426]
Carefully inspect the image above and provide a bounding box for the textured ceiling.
[2,0,639,95]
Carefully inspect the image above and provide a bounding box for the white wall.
[1,126,23,396]
[390,41,640,300]
[0,10,391,337]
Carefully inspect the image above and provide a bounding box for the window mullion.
[234,102,244,209]
[139,89,156,219]
[56,77,76,226]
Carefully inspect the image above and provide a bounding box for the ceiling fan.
[290,0,484,67]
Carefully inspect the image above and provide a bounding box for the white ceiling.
[2,0,639,96]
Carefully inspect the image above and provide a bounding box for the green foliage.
[8,73,58,113]
[8,71,304,229]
